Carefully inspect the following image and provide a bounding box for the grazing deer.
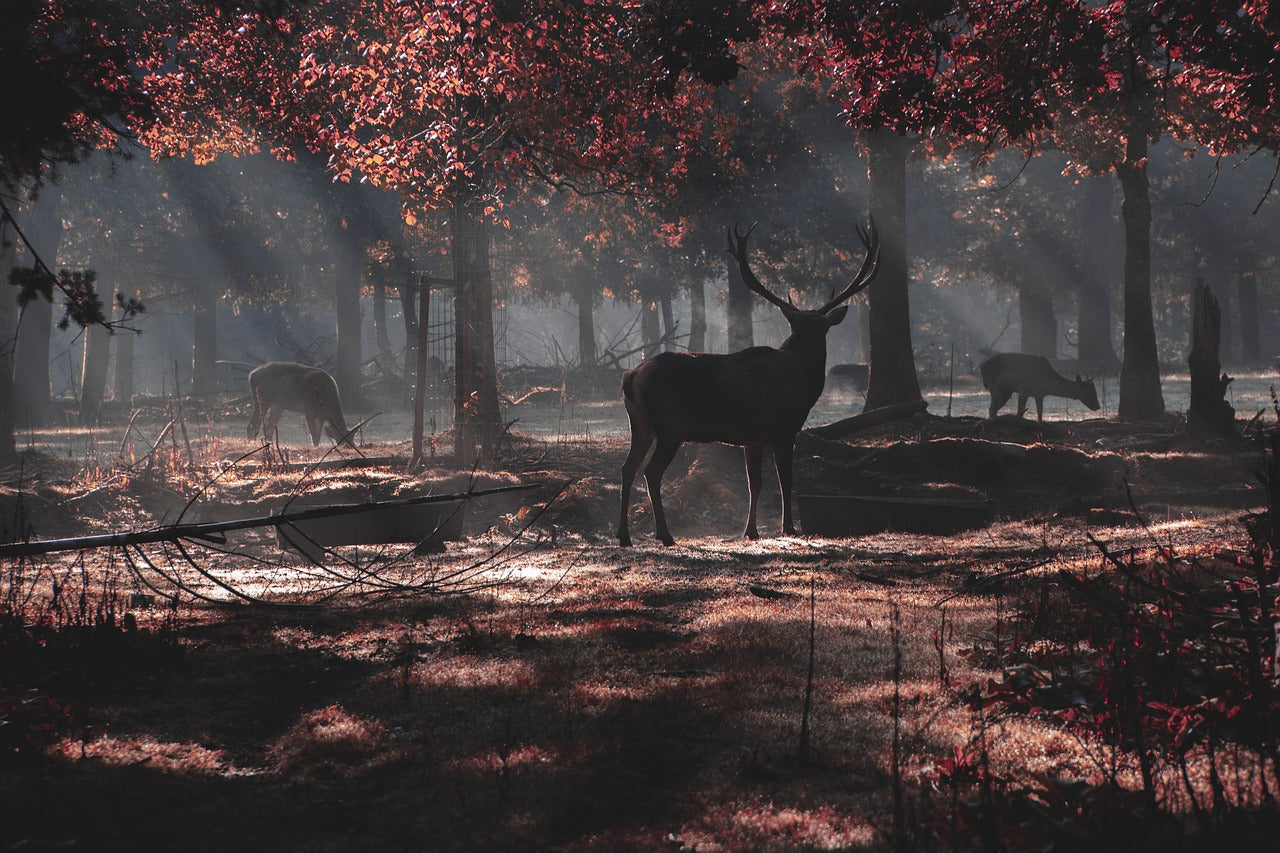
[618,220,879,546]
[246,362,357,448]
[980,353,1100,421]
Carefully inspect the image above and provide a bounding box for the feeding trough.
[797,494,994,537]
[275,498,466,561]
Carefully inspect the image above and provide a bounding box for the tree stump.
[1186,279,1236,439]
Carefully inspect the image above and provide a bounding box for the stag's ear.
[824,305,850,326]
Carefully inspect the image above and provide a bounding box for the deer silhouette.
[618,220,879,546]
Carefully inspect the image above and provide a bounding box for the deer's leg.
[247,392,263,439]
[773,439,796,536]
[743,445,763,540]
[1034,396,1045,422]
[308,415,324,445]
[643,437,680,547]
[1016,393,1029,417]
[988,389,1011,418]
[263,404,285,446]
[618,414,654,547]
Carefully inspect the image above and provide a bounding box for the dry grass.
[1,413,1274,850]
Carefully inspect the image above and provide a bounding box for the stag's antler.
[725,222,795,312]
[817,217,880,315]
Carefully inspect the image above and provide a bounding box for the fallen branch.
[804,400,928,441]
[0,483,540,559]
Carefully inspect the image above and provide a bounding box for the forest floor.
[2,405,1279,851]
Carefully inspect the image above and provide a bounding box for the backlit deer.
[246,362,357,448]
[618,220,879,546]
[980,352,1100,421]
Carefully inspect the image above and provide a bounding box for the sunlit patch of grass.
[411,656,540,691]
[674,800,877,851]
[444,742,560,774]
[268,704,395,778]
[52,734,254,777]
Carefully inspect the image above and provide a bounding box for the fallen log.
[0,483,540,559]
[805,400,928,441]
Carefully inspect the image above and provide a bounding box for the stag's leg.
[987,388,1011,418]
[1016,393,1029,417]
[1034,396,1045,422]
[743,446,763,540]
[643,437,680,547]
[618,412,654,547]
[773,439,796,535]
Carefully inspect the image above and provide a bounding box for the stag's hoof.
[618,534,632,547]
[658,534,675,547]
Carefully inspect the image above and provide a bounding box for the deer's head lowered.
[618,219,879,546]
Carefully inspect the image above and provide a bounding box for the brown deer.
[618,220,879,546]
[980,352,1100,421]
[246,362,357,448]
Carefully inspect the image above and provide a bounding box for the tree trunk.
[1237,260,1260,364]
[451,178,500,463]
[1186,279,1235,439]
[1116,5,1164,420]
[1018,284,1057,360]
[334,247,364,411]
[726,254,753,353]
[1077,175,1119,366]
[641,297,661,359]
[1115,139,1165,419]
[192,278,217,396]
[574,282,597,366]
[12,188,62,428]
[13,292,52,427]
[399,272,418,398]
[659,290,675,351]
[115,308,135,409]
[373,276,391,357]
[863,127,922,411]
[688,278,706,352]
[0,216,17,466]
[79,273,110,424]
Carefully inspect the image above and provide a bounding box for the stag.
[618,220,879,546]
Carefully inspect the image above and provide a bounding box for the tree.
[147,1,727,462]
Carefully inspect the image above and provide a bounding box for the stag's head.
[725,219,880,339]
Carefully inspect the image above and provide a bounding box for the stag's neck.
[778,333,829,397]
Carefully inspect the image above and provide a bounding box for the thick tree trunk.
[1186,279,1235,439]
[688,278,706,352]
[864,128,922,411]
[1237,261,1260,364]
[13,188,62,427]
[334,247,364,411]
[726,254,753,353]
[79,274,110,424]
[192,278,217,396]
[1018,285,1057,360]
[1077,175,1119,366]
[13,292,52,427]
[0,217,17,466]
[1115,138,1165,419]
[451,179,500,463]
